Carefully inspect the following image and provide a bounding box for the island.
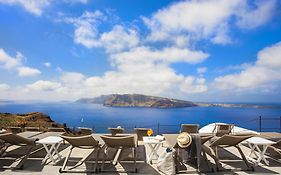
[77,94,197,108]
[77,94,281,109]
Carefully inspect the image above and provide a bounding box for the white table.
[36,136,63,165]
[143,136,164,164]
[246,137,276,166]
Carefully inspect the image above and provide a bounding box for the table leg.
[42,142,63,165]
[52,142,62,161]
[248,143,259,159]
[42,144,56,164]
[147,143,160,164]
[147,144,155,163]
[254,144,270,166]
[260,145,269,165]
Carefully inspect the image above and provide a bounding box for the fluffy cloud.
[26,80,61,91]
[213,41,281,90]
[111,46,209,66]
[64,11,106,48]
[0,49,22,69]
[0,83,10,91]
[180,76,207,94]
[0,48,41,77]
[143,0,276,45]
[17,66,41,77]
[235,0,276,29]
[0,0,90,16]
[64,12,139,53]
[100,25,139,53]
[0,44,209,101]
[84,45,208,95]
[0,0,50,16]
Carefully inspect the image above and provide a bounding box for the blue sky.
[0,0,281,102]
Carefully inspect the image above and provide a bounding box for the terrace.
[0,123,281,175]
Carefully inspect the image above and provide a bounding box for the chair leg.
[202,145,222,171]
[202,150,213,172]
[101,148,107,171]
[0,143,8,156]
[115,148,122,165]
[69,149,95,170]
[60,146,73,172]
[215,146,219,158]
[94,148,100,172]
[134,147,137,173]
[14,145,33,169]
[235,145,254,171]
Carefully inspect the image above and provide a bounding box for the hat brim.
[177,133,192,148]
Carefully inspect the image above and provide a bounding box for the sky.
[0,0,281,102]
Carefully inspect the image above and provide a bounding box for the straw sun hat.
[177,132,192,148]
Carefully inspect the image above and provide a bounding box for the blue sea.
[0,102,281,133]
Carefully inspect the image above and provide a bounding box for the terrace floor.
[1,132,281,175]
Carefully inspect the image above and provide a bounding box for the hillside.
[76,94,197,108]
[0,112,63,128]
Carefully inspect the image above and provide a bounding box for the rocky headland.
[0,112,63,128]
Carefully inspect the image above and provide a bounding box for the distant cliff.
[77,94,197,108]
[0,112,63,128]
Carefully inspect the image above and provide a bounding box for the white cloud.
[256,42,281,69]
[0,49,22,69]
[0,0,50,16]
[61,72,85,83]
[63,0,87,4]
[213,41,281,90]
[197,67,207,74]
[26,80,61,91]
[43,62,51,67]
[17,66,41,77]
[0,48,41,77]
[235,0,276,29]
[64,12,139,52]
[12,45,208,100]
[111,46,209,66]
[100,25,139,53]
[143,0,276,45]
[64,11,106,48]
[0,83,10,91]
[180,76,207,94]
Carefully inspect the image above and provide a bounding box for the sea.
[1,102,281,133]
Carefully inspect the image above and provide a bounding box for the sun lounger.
[100,134,138,173]
[77,127,93,135]
[180,124,199,133]
[17,131,43,138]
[164,133,214,173]
[0,132,40,169]
[47,127,66,132]
[108,127,124,135]
[212,123,234,137]
[59,134,101,173]
[202,134,254,171]
[5,127,23,134]
[24,127,40,132]
[4,126,42,138]
[134,128,150,141]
